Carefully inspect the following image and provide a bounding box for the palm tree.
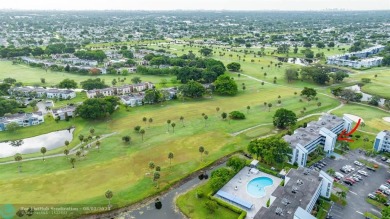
[171,123,176,133]
[140,129,145,141]
[105,190,113,209]
[78,134,84,144]
[155,166,161,171]
[87,135,93,148]
[216,107,220,114]
[167,120,171,132]
[149,161,155,173]
[64,140,70,148]
[10,140,23,153]
[96,140,101,152]
[317,102,322,108]
[40,147,47,161]
[153,171,161,188]
[76,151,82,160]
[247,106,251,114]
[70,157,76,168]
[89,128,95,136]
[204,115,208,127]
[148,118,153,128]
[64,149,69,159]
[326,168,335,176]
[168,152,174,167]
[180,116,185,127]
[360,122,365,130]
[199,146,205,161]
[264,102,267,110]
[14,153,22,173]
[363,136,370,147]
[340,141,349,151]
[268,103,272,112]
[143,117,147,125]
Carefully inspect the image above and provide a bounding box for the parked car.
[358,170,368,176]
[352,176,360,182]
[382,157,387,161]
[376,190,387,197]
[367,167,376,172]
[335,172,344,179]
[385,202,390,206]
[353,174,362,180]
[386,159,390,164]
[346,178,356,183]
[368,193,377,200]
[354,161,364,166]
[387,179,390,184]
[343,180,353,186]
[319,161,327,166]
[340,168,348,173]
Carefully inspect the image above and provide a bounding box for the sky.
[1,0,389,11]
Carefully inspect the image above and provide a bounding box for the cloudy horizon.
[0,0,389,11]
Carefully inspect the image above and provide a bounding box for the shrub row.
[208,193,247,219]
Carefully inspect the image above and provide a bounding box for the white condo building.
[373,130,390,152]
[283,114,352,167]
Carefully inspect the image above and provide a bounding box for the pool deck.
[215,166,282,218]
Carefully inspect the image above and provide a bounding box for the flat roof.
[254,168,322,219]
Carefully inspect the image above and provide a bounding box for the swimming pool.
[247,177,274,198]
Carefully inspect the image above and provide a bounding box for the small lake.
[346,85,385,106]
[0,129,74,158]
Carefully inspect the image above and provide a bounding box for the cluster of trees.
[0,97,19,116]
[301,64,348,85]
[214,75,238,96]
[138,53,226,84]
[75,96,119,119]
[284,65,348,85]
[80,78,108,90]
[229,111,246,120]
[380,43,390,66]
[209,156,246,191]
[58,79,78,89]
[331,87,362,103]
[247,136,291,165]
[178,80,206,98]
[74,50,107,62]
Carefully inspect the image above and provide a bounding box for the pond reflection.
[0,128,74,158]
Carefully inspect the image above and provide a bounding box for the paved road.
[106,162,226,219]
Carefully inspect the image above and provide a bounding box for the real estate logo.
[337,119,361,142]
[0,204,15,219]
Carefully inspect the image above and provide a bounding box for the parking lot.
[311,150,389,219]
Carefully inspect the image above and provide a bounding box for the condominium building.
[327,45,385,68]
[373,130,390,152]
[86,82,154,98]
[283,114,352,167]
[9,86,76,100]
[0,112,44,131]
[51,105,77,120]
[255,168,333,219]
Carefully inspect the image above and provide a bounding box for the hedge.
[208,193,247,219]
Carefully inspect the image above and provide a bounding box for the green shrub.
[196,190,204,199]
[229,111,246,120]
[266,198,270,207]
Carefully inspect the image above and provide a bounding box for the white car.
[386,159,390,164]
[358,170,368,176]
[354,161,364,166]
[353,174,362,180]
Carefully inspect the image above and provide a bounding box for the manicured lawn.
[0,41,385,218]
[347,67,390,99]
[334,182,349,193]
[331,103,390,134]
[0,61,177,88]
[176,182,240,219]
[316,199,332,219]
[366,198,385,211]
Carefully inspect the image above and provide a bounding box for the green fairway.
[0,41,387,219]
[0,61,177,88]
[347,67,390,99]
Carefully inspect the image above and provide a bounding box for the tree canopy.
[273,108,297,129]
[247,136,291,164]
[58,79,78,89]
[226,62,241,72]
[214,75,238,96]
[178,80,206,98]
[80,78,108,90]
[75,96,119,119]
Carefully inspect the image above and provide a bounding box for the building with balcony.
[373,130,390,152]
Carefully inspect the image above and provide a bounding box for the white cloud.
[1,0,389,10]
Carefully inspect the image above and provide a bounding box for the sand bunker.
[383,117,390,123]
[344,114,365,123]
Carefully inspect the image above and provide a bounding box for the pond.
[346,85,385,106]
[0,128,74,158]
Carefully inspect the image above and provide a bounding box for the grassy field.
[347,67,390,99]
[0,41,387,218]
[0,61,177,88]
[176,182,240,219]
